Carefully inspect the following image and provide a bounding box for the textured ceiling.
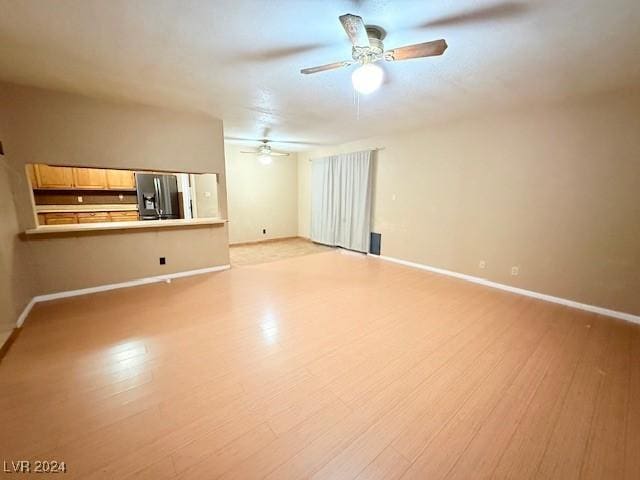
[1,0,639,151]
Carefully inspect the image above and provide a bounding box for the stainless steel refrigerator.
[136,173,180,220]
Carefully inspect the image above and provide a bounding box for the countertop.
[25,218,227,235]
[36,204,138,213]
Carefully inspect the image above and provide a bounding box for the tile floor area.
[229,237,333,266]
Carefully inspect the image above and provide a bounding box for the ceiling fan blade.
[226,136,324,146]
[339,14,370,48]
[269,152,290,157]
[385,39,448,61]
[300,60,352,74]
[235,43,327,63]
[419,2,528,28]
[240,150,259,154]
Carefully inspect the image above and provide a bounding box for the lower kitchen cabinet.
[109,211,139,222]
[41,213,78,225]
[39,210,139,225]
[77,212,111,223]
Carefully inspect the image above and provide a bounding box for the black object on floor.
[369,232,381,255]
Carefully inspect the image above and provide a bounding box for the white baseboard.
[373,255,640,325]
[16,264,231,327]
[16,298,37,328]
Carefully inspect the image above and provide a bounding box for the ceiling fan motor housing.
[352,25,385,63]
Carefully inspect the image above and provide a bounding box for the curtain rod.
[307,147,385,162]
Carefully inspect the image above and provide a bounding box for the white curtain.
[311,150,373,253]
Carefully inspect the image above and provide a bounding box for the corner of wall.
[0,159,40,331]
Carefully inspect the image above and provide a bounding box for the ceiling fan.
[241,140,290,165]
[301,13,448,94]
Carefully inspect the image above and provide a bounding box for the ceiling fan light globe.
[258,154,273,165]
[351,63,384,94]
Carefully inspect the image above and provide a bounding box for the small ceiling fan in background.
[240,140,290,165]
[301,13,448,94]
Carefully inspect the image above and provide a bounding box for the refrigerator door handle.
[153,177,162,218]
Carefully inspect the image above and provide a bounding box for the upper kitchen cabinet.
[72,167,108,189]
[30,164,137,190]
[26,164,38,187]
[34,164,74,189]
[106,169,136,190]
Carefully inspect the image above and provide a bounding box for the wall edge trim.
[16,264,231,327]
[16,298,37,328]
[373,254,640,325]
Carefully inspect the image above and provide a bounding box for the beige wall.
[0,163,38,333]
[193,174,220,218]
[28,228,228,294]
[299,89,640,316]
[1,88,38,333]
[226,144,298,244]
[0,82,230,326]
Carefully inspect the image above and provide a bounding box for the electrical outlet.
[159,257,166,265]
[479,260,486,269]
[262,229,266,235]
[77,196,83,203]
[511,266,519,276]
[118,194,124,200]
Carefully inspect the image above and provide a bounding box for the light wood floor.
[229,237,333,266]
[1,250,638,479]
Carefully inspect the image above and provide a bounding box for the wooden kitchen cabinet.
[34,165,74,189]
[38,210,138,226]
[42,213,78,225]
[72,168,108,189]
[106,169,136,189]
[38,210,138,225]
[109,211,139,222]
[31,164,136,190]
[26,165,38,187]
[77,212,111,223]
